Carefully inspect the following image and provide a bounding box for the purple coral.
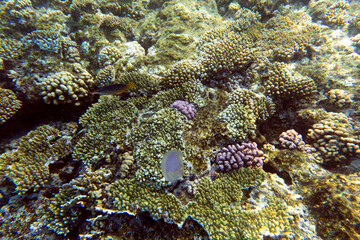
[214,141,264,173]
[170,100,196,120]
[279,129,315,154]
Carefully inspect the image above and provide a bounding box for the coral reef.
[169,100,196,120]
[0,0,360,239]
[0,88,22,124]
[214,141,264,172]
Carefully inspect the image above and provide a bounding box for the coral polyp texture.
[261,62,317,101]
[0,88,22,124]
[110,168,292,239]
[214,141,264,172]
[217,103,257,141]
[326,89,354,108]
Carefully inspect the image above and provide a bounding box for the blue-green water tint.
[161,150,184,183]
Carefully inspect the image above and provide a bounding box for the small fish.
[92,82,135,95]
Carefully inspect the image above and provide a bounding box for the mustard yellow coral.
[0,88,22,124]
[1,123,77,192]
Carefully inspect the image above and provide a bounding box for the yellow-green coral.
[261,62,317,101]
[110,178,187,224]
[217,103,257,141]
[1,123,77,192]
[302,173,360,240]
[73,96,139,164]
[132,108,187,184]
[46,168,112,235]
[0,88,22,124]
[110,168,291,239]
[227,88,275,122]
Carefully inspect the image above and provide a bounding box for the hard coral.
[132,108,186,185]
[217,103,257,141]
[0,88,22,124]
[227,88,275,122]
[38,63,95,105]
[73,96,139,164]
[262,62,317,101]
[0,123,77,193]
[214,141,264,172]
[109,168,290,240]
[307,112,360,164]
[279,129,316,154]
[170,100,196,120]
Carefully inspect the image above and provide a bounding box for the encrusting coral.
[0,88,22,124]
[0,123,77,193]
[132,108,187,185]
[73,96,139,164]
[110,168,292,240]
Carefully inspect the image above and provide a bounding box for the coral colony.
[0,0,360,239]
[170,100,197,120]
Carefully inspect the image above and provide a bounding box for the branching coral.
[46,168,112,235]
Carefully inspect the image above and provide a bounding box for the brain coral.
[0,123,77,192]
[0,88,22,124]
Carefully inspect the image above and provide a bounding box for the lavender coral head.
[279,129,316,154]
[170,100,196,120]
[214,141,264,173]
